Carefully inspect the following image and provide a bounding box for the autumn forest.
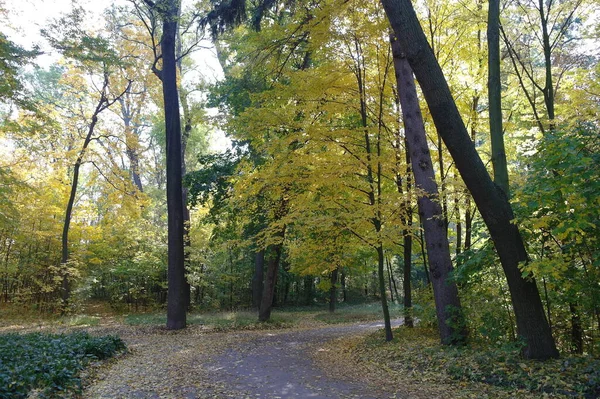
[0,0,599,396]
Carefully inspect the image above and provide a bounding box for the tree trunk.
[119,92,144,192]
[252,250,265,310]
[387,256,400,303]
[340,270,347,303]
[381,0,558,358]
[259,245,282,322]
[570,302,583,354]
[329,267,338,313]
[403,239,413,328]
[60,76,113,312]
[377,246,394,341]
[488,0,509,195]
[391,38,466,344]
[160,0,186,330]
[539,0,555,130]
[303,275,314,305]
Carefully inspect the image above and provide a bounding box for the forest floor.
[82,320,406,399]
[2,305,594,398]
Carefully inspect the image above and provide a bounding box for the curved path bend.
[84,320,403,399]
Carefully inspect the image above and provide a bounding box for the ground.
[83,320,405,399]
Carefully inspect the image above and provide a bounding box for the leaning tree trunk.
[391,38,467,345]
[381,0,558,359]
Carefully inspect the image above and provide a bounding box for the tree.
[391,35,467,345]
[142,0,186,330]
[380,0,558,359]
[42,10,132,311]
[487,0,509,196]
[501,0,586,134]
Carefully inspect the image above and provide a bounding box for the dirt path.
[84,320,403,399]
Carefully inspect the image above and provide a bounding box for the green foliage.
[0,332,125,399]
[514,124,600,352]
[0,32,39,107]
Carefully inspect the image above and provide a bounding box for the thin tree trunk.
[340,270,347,303]
[455,193,462,257]
[329,267,338,313]
[118,92,144,192]
[539,0,555,130]
[403,243,413,327]
[570,302,583,354]
[304,275,314,305]
[252,250,265,310]
[391,37,467,344]
[3,238,12,303]
[60,74,115,312]
[381,0,558,359]
[419,225,430,285]
[488,0,509,195]
[377,246,394,341]
[387,256,400,303]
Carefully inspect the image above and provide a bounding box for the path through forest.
[84,320,404,398]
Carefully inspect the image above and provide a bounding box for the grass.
[124,310,296,330]
[122,302,397,330]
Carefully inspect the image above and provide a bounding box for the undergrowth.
[359,327,600,398]
[123,302,392,330]
[0,332,126,399]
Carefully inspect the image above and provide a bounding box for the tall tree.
[487,0,509,195]
[391,35,467,345]
[143,0,186,330]
[380,0,559,359]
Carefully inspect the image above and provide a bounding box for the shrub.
[0,332,126,399]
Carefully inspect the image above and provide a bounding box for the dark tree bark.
[145,0,187,330]
[329,267,338,313]
[381,0,558,358]
[391,38,467,345]
[304,275,314,305]
[377,246,394,341]
[570,302,583,354]
[252,250,265,310]
[403,239,413,328]
[340,270,347,303]
[259,245,282,322]
[488,0,509,195]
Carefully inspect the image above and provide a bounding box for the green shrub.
[0,332,126,399]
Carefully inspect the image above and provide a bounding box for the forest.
[0,0,599,396]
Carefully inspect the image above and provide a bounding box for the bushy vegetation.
[358,327,600,398]
[0,332,126,399]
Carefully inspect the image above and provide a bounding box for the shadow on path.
[205,320,404,399]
